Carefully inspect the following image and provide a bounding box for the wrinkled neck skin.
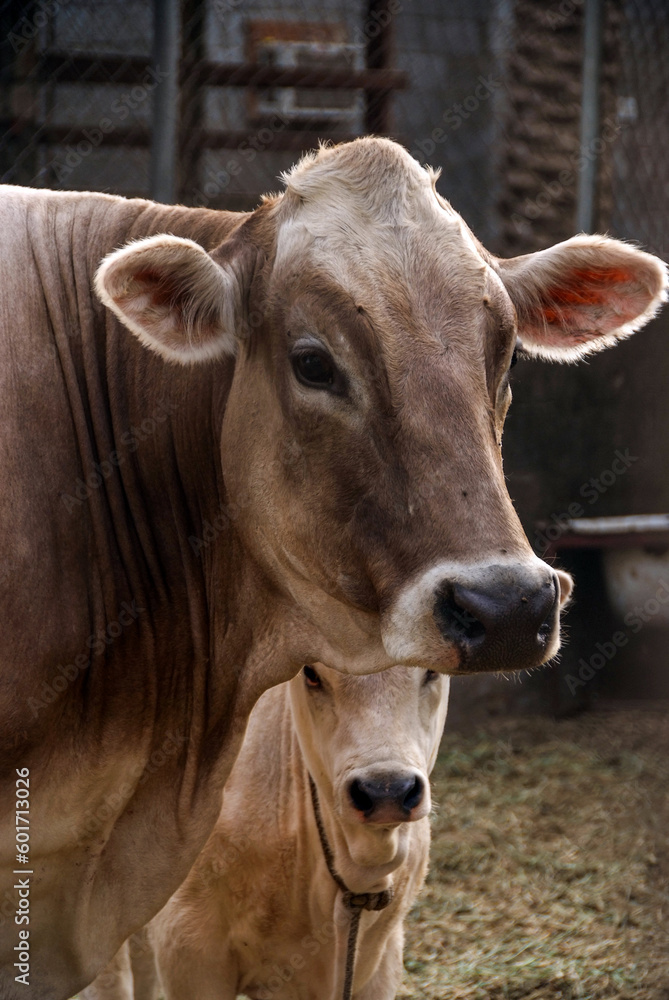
[0,192,385,1000]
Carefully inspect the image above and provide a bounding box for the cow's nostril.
[537,618,553,643]
[432,566,561,671]
[434,587,486,643]
[402,775,424,812]
[538,579,560,644]
[349,778,374,815]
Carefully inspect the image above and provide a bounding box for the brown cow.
[0,138,665,999]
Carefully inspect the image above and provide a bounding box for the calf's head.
[96,138,667,677]
[289,663,449,884]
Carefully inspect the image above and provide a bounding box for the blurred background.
[2,0,667,722]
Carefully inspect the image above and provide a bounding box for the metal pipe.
[576,0,603,233]
[150,0,180,203]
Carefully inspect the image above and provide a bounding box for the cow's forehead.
[280,135,444,224]
[272,218,496,360]
[272,137,489,302]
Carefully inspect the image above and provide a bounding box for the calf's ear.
[496,235,667,361]
[95,235,242,364]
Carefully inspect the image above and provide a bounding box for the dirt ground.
[399,709,669,1000]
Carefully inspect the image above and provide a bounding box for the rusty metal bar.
[10,125,388,152]
[185,64,408,91]
[37,55,408,92]
[537,513,669,558]
[37,54,150,85]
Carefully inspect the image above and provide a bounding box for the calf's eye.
[292,351,335,388]
[303,665,322,689]
[423,669,439,686]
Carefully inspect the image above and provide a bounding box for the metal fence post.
[150,0,180,203]
[576,0,603,233]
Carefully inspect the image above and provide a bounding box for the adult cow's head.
[95,138,667,678]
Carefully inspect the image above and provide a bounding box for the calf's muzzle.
[347,770,426,824]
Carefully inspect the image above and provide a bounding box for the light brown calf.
[84,664,449,1000]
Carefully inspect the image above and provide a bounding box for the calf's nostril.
[349,778,374,815]
[402,775,424,812]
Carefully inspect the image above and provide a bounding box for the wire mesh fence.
[494,0,669,259]
[2,0,668,261]
[608,0,669,261]
[1,0,668,259]
[1,1,154,193]
[0,0,408,209]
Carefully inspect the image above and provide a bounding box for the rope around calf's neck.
[307,774,394,1000]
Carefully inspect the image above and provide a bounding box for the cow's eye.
[292,350,335,388]
[423,669,439,686]
[510,348,518,368]
[303,665,322,689]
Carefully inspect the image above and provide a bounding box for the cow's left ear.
[95,235,242,364]
[496,235,668,361]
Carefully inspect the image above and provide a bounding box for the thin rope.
[308,774,393,1000]
[342,907,362,1000]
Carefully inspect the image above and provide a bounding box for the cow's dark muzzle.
[434,566,560,673]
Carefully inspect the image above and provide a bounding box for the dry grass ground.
[399,710,669,1000]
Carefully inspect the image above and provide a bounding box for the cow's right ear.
[95,235,241,364]
[496,235,668,362]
